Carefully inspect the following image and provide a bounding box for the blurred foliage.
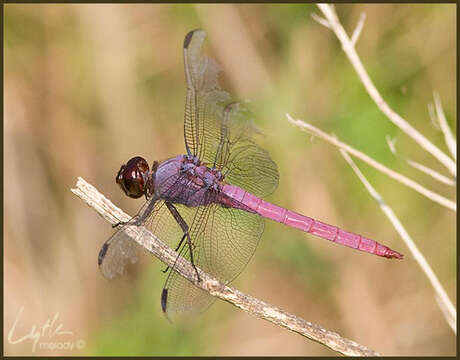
[4,4,456,356]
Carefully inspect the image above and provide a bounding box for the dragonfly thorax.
[152,155,224,207]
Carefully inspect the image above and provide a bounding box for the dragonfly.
[98,29,403,321]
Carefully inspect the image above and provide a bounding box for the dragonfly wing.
[98,229,141,280]
[98,195,161,279]
[223,104,279,197]
[161,267,215,320]
[162,202,264,320]
[160,204,215,319]
[99,166,202,280]
[226,140,279,198]
[183,29,231,159]
[99,195,183,280]
[183,30,279,198]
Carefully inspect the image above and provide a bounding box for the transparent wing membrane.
[183,30,279,197]
[102,29,278,319]
[162,201,264,320]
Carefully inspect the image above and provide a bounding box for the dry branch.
[286,114,456,211]
[433,92,456,161]
[71,177,380,356]
[386,136,456,187]
[314,4,456,177]
[339,151,456,334]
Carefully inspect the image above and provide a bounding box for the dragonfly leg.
[112,219,132,228]
[161,233,187,273]
[165,202,201,283]
[112,212,144,228]
[112,196,158,228]
[185,231,201,282]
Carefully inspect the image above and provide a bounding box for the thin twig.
[339,151,457,334]
[386,136,456,187]
[71,177,380,356]
[427,103,441,130]
[286,114,456,211]
[351,13,366,47]
[433,92,456,161]
[405,160,456,187]
[316,4,456,177]
[311,12,331,29]
[435,294,457,333]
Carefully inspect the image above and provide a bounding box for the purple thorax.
[154,155,223,207]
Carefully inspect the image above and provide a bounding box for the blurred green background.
[4,4,456,356]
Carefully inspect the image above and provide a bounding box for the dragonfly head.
[116,156,153,199]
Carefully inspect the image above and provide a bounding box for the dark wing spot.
[98,242,109,266]
[161,288,168,313]
[184,29,199,49]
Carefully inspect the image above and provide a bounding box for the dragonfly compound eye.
[116,156,150,198]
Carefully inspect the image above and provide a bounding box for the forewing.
[98,197,158,280]
[183,30,279,198]
[162,202,265,320]
[98,229,140,280]
[183,29,231,159]
[98,198,184,280]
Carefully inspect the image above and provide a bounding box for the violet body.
[99,29,404,321]
[154,155,222,207]
[154,156,402,259]
[220,184,403,259]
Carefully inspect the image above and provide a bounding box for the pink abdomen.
[221,184,403,259]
